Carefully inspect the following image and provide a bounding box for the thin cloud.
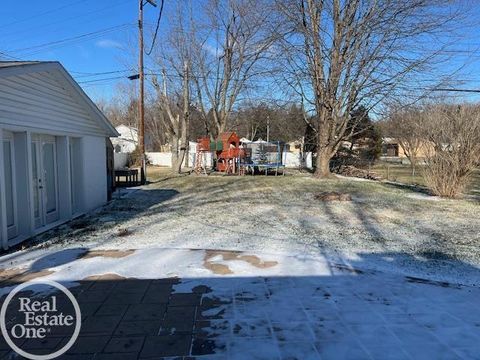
[96,39,123,49]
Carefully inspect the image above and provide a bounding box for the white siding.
[0,71,106,136]
[0,63,116,249]
[80,135,107,211]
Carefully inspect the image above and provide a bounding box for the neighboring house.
[111,124,138,153]
[380,137,433,164]
[284,139,303,153]
[0,61,118,250]
[111,124,154,153]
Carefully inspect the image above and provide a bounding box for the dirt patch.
[82,273,127,281]
[314,191,352,201]
[116,228,133,237]
[81,249,135,260]
[0,268,54,284]
[204,250,278,275]
[205,263,234,275]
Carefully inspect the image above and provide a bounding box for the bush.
[422,104,480,197]
[127,146,144,167]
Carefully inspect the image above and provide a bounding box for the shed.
[0,61,119,250]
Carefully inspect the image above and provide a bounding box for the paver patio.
[1,248,479,359]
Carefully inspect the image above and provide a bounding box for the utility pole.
[138,0,157,184]
[266,115,270,143]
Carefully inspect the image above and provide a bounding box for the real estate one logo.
[0,280,81,360]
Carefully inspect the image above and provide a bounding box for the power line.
[73,69,480,91]
[76,70,480,89]
[0,51,23,61]
[66,68,480,85]
[9,24,134,57]
[69,65,480,99]
[1,0,131,43]
[0,0,90,29]
[431,88,480,93]
[74,71,277,86]
[145,0,164,56]
[11,24,132,53]
[72,69,133,78]
[77,75,129,84]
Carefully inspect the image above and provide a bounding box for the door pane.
[3,141,14,227]
[43,142,57,214]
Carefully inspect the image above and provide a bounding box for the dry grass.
[24,166,480,279]
[134,166,480,265]
[373,163,480,197]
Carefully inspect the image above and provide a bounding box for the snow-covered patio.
[1,171,479,359]
[0,247,479,359]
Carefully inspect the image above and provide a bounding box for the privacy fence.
[114,151,312,170]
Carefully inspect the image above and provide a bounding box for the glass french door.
[32,135,59,228]
[2,135,17,239]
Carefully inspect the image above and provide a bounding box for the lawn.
[2,166,479,359]
[373,162,480,196]
[28,165,480,285]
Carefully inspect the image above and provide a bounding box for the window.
[382,144,399,157]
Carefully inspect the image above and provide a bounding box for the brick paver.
[1,268,479,359]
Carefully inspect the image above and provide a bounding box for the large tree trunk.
[217,119,226,136]
[171,131,188,175]
[171,141,181,174]
[315,149,332,178]
[172,148,187,174]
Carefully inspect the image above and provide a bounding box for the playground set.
[194,132,285,175]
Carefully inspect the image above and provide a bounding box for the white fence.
[146,151,214,168]
[146,152,173,167]
[115,149,312,170]
[144,151,312,169]
[282,152,313,169]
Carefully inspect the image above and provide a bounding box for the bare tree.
[422,104,480,198]
[150,3,194,173]
[97,89,138,128]
[190,0,275,137]
[231,102,306,141]
[276,0,466,177]
[385,107,426,176]
[152,64,190,174]
[144,100,167,151]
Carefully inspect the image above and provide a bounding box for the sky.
[2,0,480,104]
[0,0,170,101]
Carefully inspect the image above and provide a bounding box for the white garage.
[0,61,118,250]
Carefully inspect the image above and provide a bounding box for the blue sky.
[0,0,170,101]
[2,0,480,104]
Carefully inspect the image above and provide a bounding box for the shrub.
[422,104,480,197]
